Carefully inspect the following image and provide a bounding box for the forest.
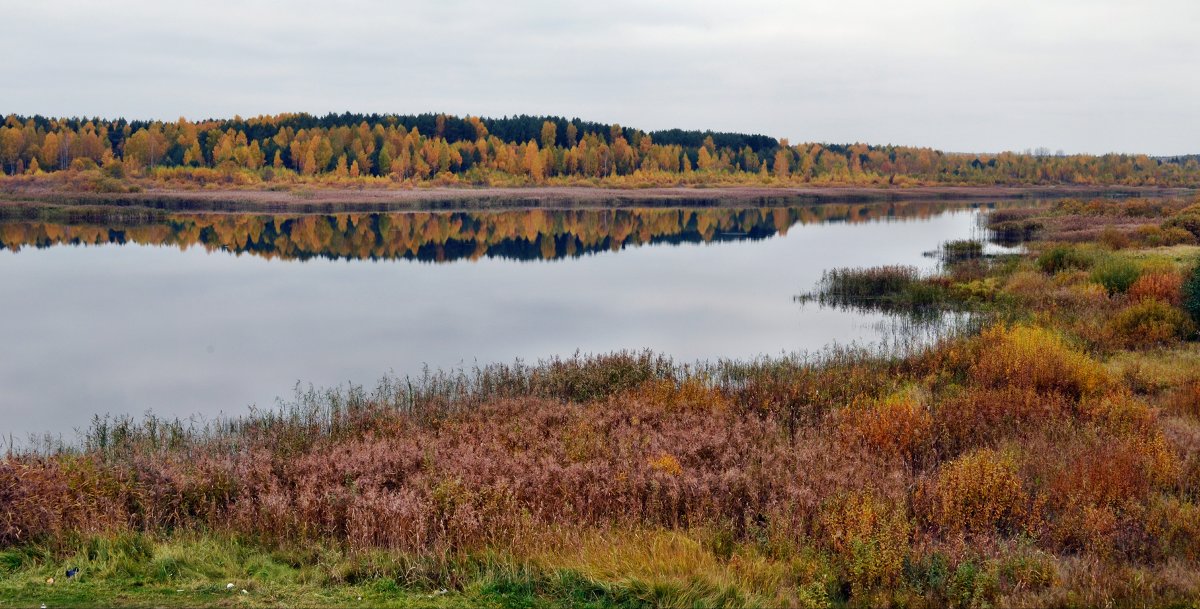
[2,112,1199,190]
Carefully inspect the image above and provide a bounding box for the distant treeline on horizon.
[1,112,1197,186]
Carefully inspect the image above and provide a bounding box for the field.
[3,195,1200,607]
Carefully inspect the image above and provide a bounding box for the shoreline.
[0,183,1191,211]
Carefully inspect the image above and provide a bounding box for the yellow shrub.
[1050,269,1093,287]
[920,448,1029,537]
[1105,300,1193,349]
[647,453,683,476]
[1145,497,1200,561]
[819,492,911,600]
[972,325,1110,399]
[1079,392,1156,436]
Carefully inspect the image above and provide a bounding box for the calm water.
[1,199,1022,438]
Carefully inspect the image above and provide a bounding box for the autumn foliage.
[970,324,1110,399]
[3,112,1199,189]
[917,448,1030,538]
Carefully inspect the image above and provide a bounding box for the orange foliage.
[1045,436,1177,512]
[934,386,1073,455]
[837,393,932,465]
[629,378,731,412]
[647,453,683,477]
[1128,271,1183,306]
[1040,434,1179,553]
[1079,392,1158,436]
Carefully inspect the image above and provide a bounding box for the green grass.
[941,239,984,263]
[0,535,460,608]
[0,534,749,608]
[798,265,953,318]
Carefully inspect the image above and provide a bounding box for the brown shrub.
[1163,415,1200,500]
[1054,280,1112,312]
[1134,224,1197,247]
[3,388,916,554]
[729,353,897,433]
[1008,556,1200,608]
[1166,376,1200,419]
[1144,497,1200,561]
[1163,204,1200,239]
[1049,435,1177,510]
[1036,433,1179,554]
[934,386,1073,456]
[0,455,142,544]
[1002,271,1054,306]
[1099,226,1131,250]
[1079,392,1159,437]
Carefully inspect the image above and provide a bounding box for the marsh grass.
[986,207,1043,246]
[940,239,984,263]
[798,266,948,317]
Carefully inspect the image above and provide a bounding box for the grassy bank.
[4,531,760,608]
[4,196,1200,607]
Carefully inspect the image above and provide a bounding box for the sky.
[2,0,1197,155]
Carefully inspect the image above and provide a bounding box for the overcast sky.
[3,0,1197,155]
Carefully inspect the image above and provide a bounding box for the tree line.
[2,112,1197,186]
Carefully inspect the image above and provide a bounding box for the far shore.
[0,183,1192,211]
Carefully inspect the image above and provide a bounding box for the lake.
[0,198,1029,440]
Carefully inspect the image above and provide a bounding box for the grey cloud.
[2,0,1196,154]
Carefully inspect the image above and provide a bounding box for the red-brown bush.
[837,393,933,466]
[1128,271,1184,306]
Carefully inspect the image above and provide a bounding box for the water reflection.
[1,200,1023,263]
[0,198,1041,439]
